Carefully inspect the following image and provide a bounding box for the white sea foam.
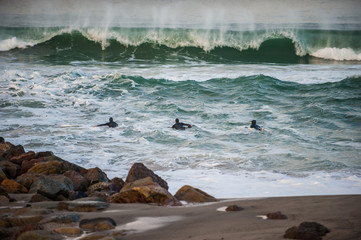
[311,48,361,61]
[0,37,34,51]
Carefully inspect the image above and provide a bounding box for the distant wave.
[1,27,360,63]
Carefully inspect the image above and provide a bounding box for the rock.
[63,170,89,191]
[267,211,287,220]
[87,182,109,192]
[6,215,44,227]
[29,193,51,203]
[109,177,124,192]
[17,230,63,240]
[284,221,330,240]
[0,226,12,239]
[57,201,109,212]
[226,205,244,211]
[0,195,9,204]
[0,186,13,202]
[108,189,146,204]
[0,160,21,179]
[109,177,181,206]
[85,167,109,185]
[21,158,44,174]
[13,207,52,216]
[27,156,86,175]
[1,179,28,193]
[53,227,83,236]
[68,190,88,200]
[125,162,168,190]
[48,213,80,223]
[4,223,44,240]
[29,175,73,200]
[35,151,54,159]
[9,151,35,165]
[79,217,116,232]
[16,173,42,190]
[0,141,13,156]
[27,160,61,175]
[0,169,7,183]
[174,185,217,203]
[2,145,25,160]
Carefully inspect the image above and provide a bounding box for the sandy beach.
[6,194,361,240]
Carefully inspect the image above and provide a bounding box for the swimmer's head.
[109,117,114,122]
[175,118,179,123]
[251,120,256,125]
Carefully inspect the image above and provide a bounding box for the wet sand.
[10,194,358,240]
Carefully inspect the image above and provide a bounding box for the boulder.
[53,227,83,236]
[35,151,54,159]
[108,189,147,204]
[1,223,44,240]
[0,140,14,156]
[29,175,73,199]
[79,217,116,232]
[1,179,28,193]
[21,158,44,174]
[0,169,7,183]
[85,167,109,185]
[2,145,24,160]
[0,226,12,240]
[5,215,44,227]
[267,211,287,220]
[0,195,9,204]
[0,160,21,179]
[174,185,217,203]
[27,160,61,175]
[29,194,51,203]
[57,201,109,212]
[284,222,330,240]
[68,191,88,200]
[27,155,86,174]
[109,177,181,206]
[87,192,109,201]
[63,170,89,191]
[9,151,35,165]
[87,182,109,193]
[226,205,244,212]
[13,207,52,217]
[17,230,63,240]
[109,177,124,192]
[0,186,13,202]
[125,162,168,190]
[48,213,80,223]
[16,173,42,190]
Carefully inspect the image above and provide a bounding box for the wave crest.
[1,27,360,62]
[311,48,361,61]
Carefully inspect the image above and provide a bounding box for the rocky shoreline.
[1,137,359,240]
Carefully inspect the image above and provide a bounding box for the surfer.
[250,120,264,131]
[94,117,118,128]
[172,118,192,130]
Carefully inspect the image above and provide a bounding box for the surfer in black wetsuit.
[250,120,263,131]
[95,117,118,128]
[172,118,192,130]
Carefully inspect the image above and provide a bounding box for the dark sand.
[8,194,360,240]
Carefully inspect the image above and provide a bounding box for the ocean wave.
[0,37,34,51]
[311,48,361,61]
[1,27,360,62]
